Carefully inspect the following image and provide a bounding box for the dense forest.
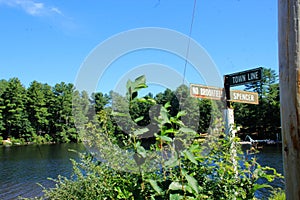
[0,67,280,145]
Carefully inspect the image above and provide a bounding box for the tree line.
[0,67,280,144]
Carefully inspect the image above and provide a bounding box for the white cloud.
[51,7,63,16]
[0,0,63,16]
[0,0,78,34]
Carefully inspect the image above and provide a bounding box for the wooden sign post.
[278,0,300,199]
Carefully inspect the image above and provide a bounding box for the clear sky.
[0,0,278,95]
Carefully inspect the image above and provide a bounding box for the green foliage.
[0,78,33,139]
[268,189,285,200]
[0,79,91,144]
[34,152,141,200]
[29,75,283,200]
[27,81,51,137]
[10,137,26,145]
[234,67,280,140]
[126,75,147,101]
[91,92,110,113]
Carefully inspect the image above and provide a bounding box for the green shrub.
[30,136,283,200]
[27,76,284,200]
[10,137,23,145]
[268,189,285,200]
[35,153,142,200]
[31,134,47,144]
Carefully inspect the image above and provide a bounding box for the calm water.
[249,144,284,198]
[0,143,284,199]
[0,143,86,199]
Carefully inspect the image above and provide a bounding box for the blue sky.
[0,0,278,95]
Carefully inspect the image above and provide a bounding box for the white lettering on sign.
[247,71,258,81]
[232,92,255,102]
[190,84,259,104]
[192,87,199,95]
[229,90,258,104]
[190,84,223,100]
[232,75,246,84]
[226,68,262,86]
[200,88,222,98]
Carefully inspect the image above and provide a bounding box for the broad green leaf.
[137,98,147,102]
[179,127,197,134]
[132,75,147,93]
[111,111,128,117]
[169,182,184,191]
[134,116,144,123]
[189,144,200,152]
[165,128,178,134]
[183,150,197,165]
[170,117,185,126]
[185,185,193,194]
[169,193,184,200]
[148,179,163,194]
[165,156,179,168]
[157,135,173,142]
[185,173,199,194]
[134,75,146,87]
[147,98,156,104]
[133,127,148,136]
[164,101,171,109]
[253,183,272,191]
[176,110,187,118]
[134,84,147,91]
[136,143,147,158]
[126,75,147,100]
[159,106,170,124]
[126,80,133,91]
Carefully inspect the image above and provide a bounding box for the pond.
[0,143,284,199]
[0,143,86,199]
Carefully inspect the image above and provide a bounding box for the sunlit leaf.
[169,182,184,191]
[157,135,173,142]
[134,116,144,123]
[183,150,197,165]
[185,173,199,194]
[169,193,184,200]
[148,179,163,194]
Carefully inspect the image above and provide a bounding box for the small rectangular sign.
[229,90,259,104]
[190,84,224,100]
[225,67,262,86]
[190,84,259,104]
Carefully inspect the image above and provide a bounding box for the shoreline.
[0,141,82,147]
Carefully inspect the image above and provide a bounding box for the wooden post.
[278,0,300,199]
[223,76,238,179]
[223,80,234,137]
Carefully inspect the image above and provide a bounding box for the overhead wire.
[182,0,197,84]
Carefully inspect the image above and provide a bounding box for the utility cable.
[182,0,197,84]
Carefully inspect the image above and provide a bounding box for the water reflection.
[0,144,85,199]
